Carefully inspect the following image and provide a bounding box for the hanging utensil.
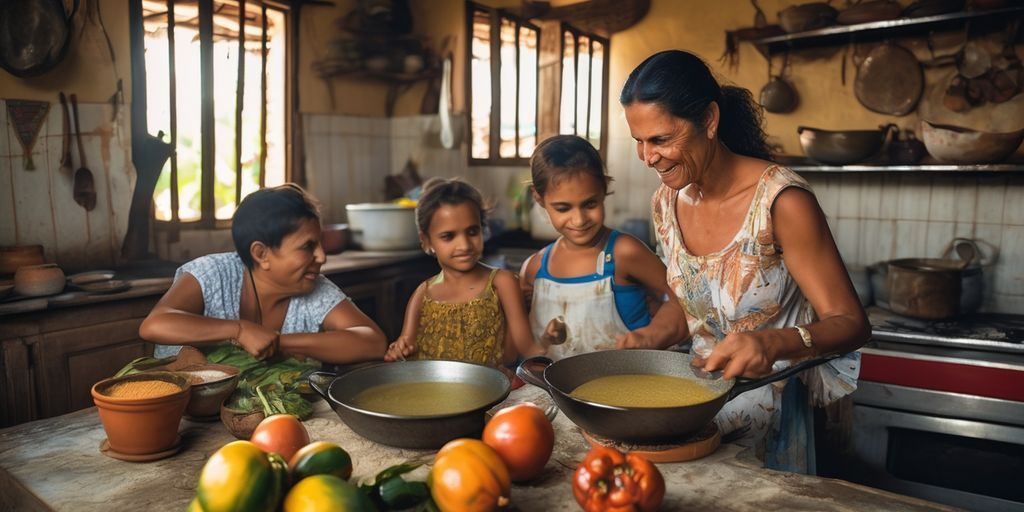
[58,92,73,175]
[4,99,50,170]
[854,42,924,116]
[70,94,97,211]
[760,52,799,114]
[0,0,79,77]
[439,53,455,149]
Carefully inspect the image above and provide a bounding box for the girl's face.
[261,217,326,294]
[536,172,606,248]
[422,202,483,273]
[623,101,718,190]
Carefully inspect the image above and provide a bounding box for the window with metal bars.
[466,2,608,165]
[135,0,290,227]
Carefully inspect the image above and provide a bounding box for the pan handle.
[727,353,841,400]
[516,356,555,392]
[308,370,336,402]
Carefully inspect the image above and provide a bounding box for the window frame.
[129,0,297,230]
[559,23,610,156]
[465,1,540,167]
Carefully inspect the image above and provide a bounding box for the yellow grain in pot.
[104,379,181,399]
[570,374,719,408]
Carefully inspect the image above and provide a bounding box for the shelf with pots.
[748,5,1024,53]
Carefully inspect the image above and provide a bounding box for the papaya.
[196,441,282,512]
[289,441,353,482]
[283,474,375,512]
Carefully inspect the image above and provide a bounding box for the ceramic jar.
[14,263,65,296]
[0,245,45,276]
[91,372,191,455]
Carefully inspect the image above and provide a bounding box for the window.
[137,0,290,225]
[466,2,609,165]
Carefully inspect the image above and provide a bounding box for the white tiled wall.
[0,99,134,271]
[305,112,1024,314]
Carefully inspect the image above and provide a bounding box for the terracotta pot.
[91,372,191,455]
[150,363,240,421]
[778,2,838,33]
[14,263,65,297]
[321,223,350,255]
[0,245,44,276]
[221,403,265,439]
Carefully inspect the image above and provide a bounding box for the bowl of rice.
[171,364,240,421]
[91,372,191,455]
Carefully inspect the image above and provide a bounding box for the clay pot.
[321,223,350,255]
[91,372,191,455]
[920,120,1024,164]
[14,263,65,297]
[778,2,838,33]
[0,245,44,276]
[151,363,240,421]
[221,403,265,439]
[837,0,902,25]
[760,76,800,113]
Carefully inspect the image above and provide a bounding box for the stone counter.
[0,385,954,511]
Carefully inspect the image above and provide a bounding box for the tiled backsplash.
[0,99,133,270]
[307,113,1024,313]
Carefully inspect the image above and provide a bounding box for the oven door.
[851,387,1024,511]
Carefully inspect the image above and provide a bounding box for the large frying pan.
[309,360,511,449]
[0,0,79,78]
[517,349,838,444]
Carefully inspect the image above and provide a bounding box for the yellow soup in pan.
[350,381,494,416]
[570,374,719,408]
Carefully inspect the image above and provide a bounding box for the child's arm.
[384,281,428,361]
[612,234,689,349]
[517,252,541,313]
[494,269,545,362]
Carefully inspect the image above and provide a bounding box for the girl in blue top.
[520,135,686,359]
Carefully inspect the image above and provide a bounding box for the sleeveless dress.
[651,165,861,474]
[413,268,505,367]
[528,230,651,360]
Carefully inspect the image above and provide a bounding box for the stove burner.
[869,307,1024,346]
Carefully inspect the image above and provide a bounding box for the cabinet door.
[343,281,388,336]
[0,337,38,427]
[32,318,153,419]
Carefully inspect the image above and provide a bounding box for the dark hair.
[415,177,488,235]
[530,134,613,197]
[619,50,771,160]
[231,183,321,268]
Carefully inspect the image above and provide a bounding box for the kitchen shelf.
[788,163,1024,173]
[752,6,1024,53]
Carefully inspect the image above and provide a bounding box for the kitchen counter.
[0,385,954,511]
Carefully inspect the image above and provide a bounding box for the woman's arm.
[384,281,428,361]
[494,269,544,362]
[139,273,279,359]
[278,299,387,364]
[613,235,689,349]
[702,187,870,379]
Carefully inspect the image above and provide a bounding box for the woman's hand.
[384,335,417,361]
[699,330,779,380]
[237,319,280,360]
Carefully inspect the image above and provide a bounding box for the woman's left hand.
[699,330,778,380]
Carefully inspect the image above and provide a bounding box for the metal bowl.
[310,360,511,449]
[798,125,894,165]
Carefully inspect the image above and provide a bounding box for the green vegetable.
[359,463,430,511]
[112,356,176,378]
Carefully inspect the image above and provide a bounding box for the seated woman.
[140,184,387,364]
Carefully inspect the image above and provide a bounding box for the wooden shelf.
[787,163,1024,173]
[751,7,1024,53]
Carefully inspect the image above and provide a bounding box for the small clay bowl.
[14,263,66,297]
[221,403,265,439]
[172,364,241,420]
[92,371,191,455]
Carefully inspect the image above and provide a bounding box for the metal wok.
[517,349,838,444]
[310,360,511,449]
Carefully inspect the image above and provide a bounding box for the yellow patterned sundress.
[412,268,505,367]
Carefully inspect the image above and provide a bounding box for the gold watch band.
[795,325,813,349]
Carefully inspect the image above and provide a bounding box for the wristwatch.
[795,325,813,349]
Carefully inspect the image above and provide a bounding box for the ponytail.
[718,86,771,160]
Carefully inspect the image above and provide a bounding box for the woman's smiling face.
[624,101,717,190]
[264,217,326,294]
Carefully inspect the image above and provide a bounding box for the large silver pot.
[798,124,896,165]
[309,360,511,449]
[517,350,837,444]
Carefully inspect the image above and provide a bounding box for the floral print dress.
[413,268,505,367]
[652,165,860,473]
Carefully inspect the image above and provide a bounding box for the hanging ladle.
[70,94,96,211]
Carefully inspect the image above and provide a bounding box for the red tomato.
[250,414,310,464]
[482,402,554,481]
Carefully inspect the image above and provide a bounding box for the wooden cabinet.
[0,296,158,428]
[326,256,438,340]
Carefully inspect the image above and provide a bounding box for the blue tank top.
[534,230,651,330]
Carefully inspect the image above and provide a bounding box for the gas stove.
[868,307,1024,356]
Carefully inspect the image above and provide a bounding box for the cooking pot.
[920,120,1024,164]
[0,0,78,77]
[798,125,896,165]
[517,350,838,444]
[345,203,419,251]
[887,258,964,320]
[309,360,511,449]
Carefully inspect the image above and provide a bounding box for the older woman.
[140,184,387,364]
[620,50,869,473]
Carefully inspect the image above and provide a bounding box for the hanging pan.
[0,0,79,78]
[854,42,924,116]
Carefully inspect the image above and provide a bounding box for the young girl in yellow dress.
[384,178,542,368]
[521,135,687,359]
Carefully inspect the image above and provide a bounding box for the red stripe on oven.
[860,352,1024,402]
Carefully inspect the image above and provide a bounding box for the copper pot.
[887,258,963,320]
